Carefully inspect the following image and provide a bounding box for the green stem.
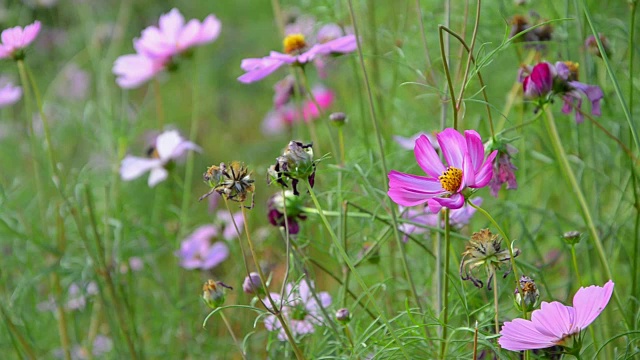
[346,0,425,333]
[238,206,305,360]
[0,304,37,360]
[297,68,338,157]
[541,107,630,329]
[438,26,458,129]
[153,78,165,129]
[440,209,451,359]
[570,245,583,286]
[219,311,247,360]
[304,179,410,359]
[414,0,436,84]
[493,273,499,335]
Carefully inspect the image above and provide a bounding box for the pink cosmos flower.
[113,9,221,89]
[520,61,603,123]
[499,280,614,351]
[264,280,331,341]
[388,128,497,212]
[175,225,229,270]
[0,21,41,59]
[120,130,200,187]
[237,33,357,83]
[0,78,22,108]
[262,86,334,135]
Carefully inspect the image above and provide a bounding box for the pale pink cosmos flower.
[388,128,497,212]
[120,130,201,187]
[264,280,331,341]
[0,78,22,108]
[499,280,614,351]
[175,225,229,270]
[0,21,41,59]
[238,32,356,83]
[262,86,334,135]
[113,8,221,89]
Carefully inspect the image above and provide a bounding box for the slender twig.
[219,311,247,360]
[153,78,165,129]
[440,209,450,359]
[0,304,37,360]
[439,26,458,129]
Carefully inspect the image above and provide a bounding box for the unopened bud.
[563,230,582,246]
[242,272,264,295]
[329,112,347,127]
[335,308,351,323]
[202,280,232,309]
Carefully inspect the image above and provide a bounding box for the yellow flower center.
[438,166,463,192]
[564,61,580,81]
[283,34,307,54]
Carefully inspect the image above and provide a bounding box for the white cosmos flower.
[120,130,201,187]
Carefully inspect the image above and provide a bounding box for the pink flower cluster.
[113,9,221,88]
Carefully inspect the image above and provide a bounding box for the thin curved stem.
[219,311,247,360]
[438,26,458,129]
[440,209,451,359]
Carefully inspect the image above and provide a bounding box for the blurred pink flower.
[0,78,21,108]
[113,8,221,89]
[499,280,614,351]
[238,33,356,83]
[55,63,90,100]
[388,128,496,211]
[393,132,439,151]
[176,225,229,270]
[262,86,334,135]
[0,21,41,59]
[120,130,200,187]
[488,144,518,197]
[398,197,482,242]
[264,280,331,340]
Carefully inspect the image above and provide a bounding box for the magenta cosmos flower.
[264,280,331,341]
[120,130,201,187]
[237,32,356,83]
[0,21,41,60]
[499,280,614,352]
[520,61,603,123]
[113,8,221,88]
[0,78,22,108]
[175,225,229,270]
[388,128,496,212]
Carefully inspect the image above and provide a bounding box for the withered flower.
[460,229,520,289]
[200,161,255,208]
[268,141,316,196]
[202,279,232,309]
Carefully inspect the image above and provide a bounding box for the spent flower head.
[268,141,317,196]
[200,161,255,208]
[460,228,520,289]
[514,275,540,313]
[499,280,614,352]
[388,128,497,212]
[562,230,582,246]
[0,21,41,60]
[202,279,232,309]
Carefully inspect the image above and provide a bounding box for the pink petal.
[120,156,162,181]
[388,170,445,206]
[113,54,162,89]
[572,280,614,331]
[437,128,467,169]
[238,58,286,83]
[155,130,184,161]
[415,134,445,178]
[148,167,168,187]
[470,150,497,188]
[158,8,185,43]
[176,19,201,51]
[464,130,485,172]
[21,21,41,47]
[499,318,559,351]
[201,242,229,269]
[461,153,475,190]
[195,15,222,45]
[430,193,465,210]
[531,302,576,339]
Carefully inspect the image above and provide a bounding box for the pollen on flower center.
[564,61,580,81]
[283,34,307,54]
[439,166,463,192]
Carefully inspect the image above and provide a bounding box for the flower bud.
[269,141,316,195]
[335,308,351,323]
[563,230,582,246]
[514,276,540,312]
[202,280,232,309]
[329,112,347,127]
[242,272,264,295]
